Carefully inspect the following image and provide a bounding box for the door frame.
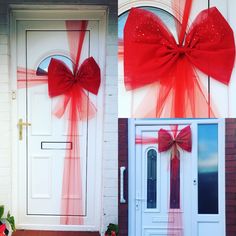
[10,5,107,231]
[128,119,225,236]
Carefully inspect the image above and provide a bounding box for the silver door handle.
[120,166,126,203]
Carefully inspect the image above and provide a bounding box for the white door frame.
[10,5,107,231]
[128,119,225,236]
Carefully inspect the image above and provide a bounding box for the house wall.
[225,119,236,236]
[0,0,118,234]
[118,119,128,236]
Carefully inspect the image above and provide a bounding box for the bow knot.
[175,45,189,56]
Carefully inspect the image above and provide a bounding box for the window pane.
[147,149,157,209]
[198,124,218,214]
[36,55,73,76]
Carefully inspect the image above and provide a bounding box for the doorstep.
[12,230,100,236]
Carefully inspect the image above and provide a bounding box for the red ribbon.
[158,125,192,208]
[124,4,235,117]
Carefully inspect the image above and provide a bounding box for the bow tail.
[171,58,216,117]
[60,91,83,224]
[170,146,180,209]
[132,58,216,118]
[60,87,97,225]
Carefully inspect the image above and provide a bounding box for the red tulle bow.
[158,126,192,154]
[124,7,235,117]
[158,126,192,208]
[48,57,100,98]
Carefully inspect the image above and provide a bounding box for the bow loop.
[76,57,101,95]
[158,129,175,152]
[48,58,74,97]
[185,7,235,84]
[175,125,192,152]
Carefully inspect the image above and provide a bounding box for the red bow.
[47,57,100,121]
[124,7,235,117]
[158,126,192,208]
[48,57,100,97]
[158,126,192,154]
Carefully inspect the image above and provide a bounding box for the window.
[147,149,157,209]
[198,124,219,214]
[36,55,73,76]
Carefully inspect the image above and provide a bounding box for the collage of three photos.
[0,0,236,236]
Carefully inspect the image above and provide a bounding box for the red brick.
[226,119,236,234]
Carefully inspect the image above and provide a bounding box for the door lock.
[17,119,31,141]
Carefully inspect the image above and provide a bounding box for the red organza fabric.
[17,20,101,225]
[124,1,235,118]
[136,125,192,235]
[158,125,192,209]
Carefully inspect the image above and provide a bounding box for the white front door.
[129,119,225,236]
[14,9,105,230]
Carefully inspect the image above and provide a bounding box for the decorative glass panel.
[147,149,157,209]
[36,55,73,76]
[198,124,218,214]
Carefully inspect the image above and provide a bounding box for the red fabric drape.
[158,125,192,208]
[136,125,192,235]
[124,1,235,118]
[17,20,101,225]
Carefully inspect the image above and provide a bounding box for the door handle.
[17,118,31,141]
[120,166,126,203]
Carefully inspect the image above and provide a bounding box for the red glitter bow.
[124,4,235,117]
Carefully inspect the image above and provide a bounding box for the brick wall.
[118,118,128,236]
[0,0,117,234]
[225,119,236,236]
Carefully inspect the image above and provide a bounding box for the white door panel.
[16,19,101,228]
